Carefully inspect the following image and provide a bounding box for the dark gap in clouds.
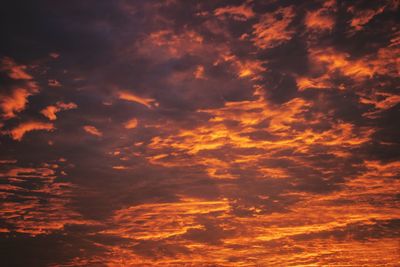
[261,36,310,75]
[0,1,124,65]
[182,217,233,245]
[263,73,299,104]
[0,231,108,267]
[131,239,190,259]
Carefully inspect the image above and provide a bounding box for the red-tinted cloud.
[9,121,54,141]
[0,57,38,119]
[252,6,295,49]
[83,125,103,137]
[0,1,398,266]
[41,101,77,120]
[118,90,158,109]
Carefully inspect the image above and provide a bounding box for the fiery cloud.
[0,1,399,266]
[124,118,138,129]
[118,90,158,109]
[0,57,33,80]
[0,160,95,236]
[0,88,32,119]
[305,0,336,32]
[0,57,39,119]
[9,121,54,141]
[83,125,102,137]
[252,6,295,49]
[214,3,255,21]
[41,101,77,120]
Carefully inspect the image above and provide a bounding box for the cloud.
[118,90,158,109]
[1,167,55,178]
[252,6,295,49]
[348,5,385,32]
[0,88,32,119]
[0,0,399,265]
[359,92,400,118]
[0,57,33,80]
[9,121,55,141]
[48,79,62,87]
[304,1,336,32]
[193,65,206,79]
[296,47,376,91]
[0,57,39,119]
[41,101,77,120]
[83,125,102,137]
[102,198,230,241]
[0,160,96,237]
[214,3,255,21]
[124,118,138,129]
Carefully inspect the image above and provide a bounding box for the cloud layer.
[0,0,399,266]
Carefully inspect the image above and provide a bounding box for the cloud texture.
[0,0,399,266]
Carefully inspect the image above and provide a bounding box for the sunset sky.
[1,0,399,266]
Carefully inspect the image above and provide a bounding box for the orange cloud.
[371,94,400,109]
[193,65,206,79]
[1,167,55,178]
[9,121,55,141]
[348,5,385,32]
[0,161,97,236]
[0,57,38,119]
[297,41,399,91]
[41,106,58,120]
[214,53,266,80]
[237,59,266,79]
[41,101,77,120]
[305,9,335,31]
[145,84,375,182]
[305,1,336,32]
[112,165,128,170]
[296,76,332,91]
[102,197,230,240]
[1,3,398,265]
[252,6,295,49]
[214,3,254,21]
[118,90,158,108]
[296,47,377,90]
[83,125,103,137]
[312,48,374,78]
[0,88,32,119]
[0,57,33,80]
[0,57,39,119]
[359,92,400,118]
[124,118,138,129]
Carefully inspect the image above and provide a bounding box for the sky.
[0,0,399,266]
